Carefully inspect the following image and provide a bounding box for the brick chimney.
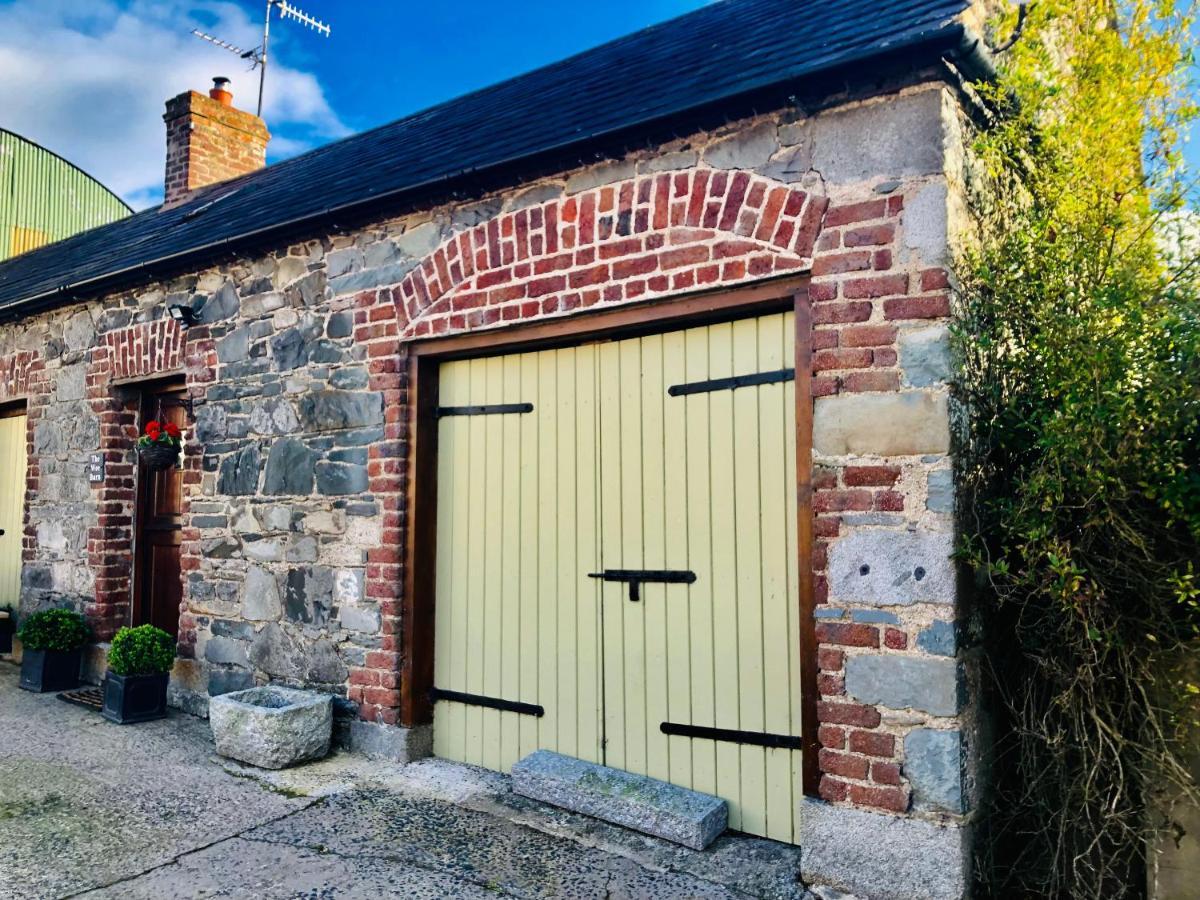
[163,77,270,206]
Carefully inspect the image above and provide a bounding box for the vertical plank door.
[596,311,803,843]
[133,391,187,638]
[432,347,604,772]
[0,408,27,610]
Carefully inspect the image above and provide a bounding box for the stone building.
[0,1,992,896]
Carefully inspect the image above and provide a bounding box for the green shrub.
[17,608,90,652]
[957,2,1199,894]
[107,625,176,676]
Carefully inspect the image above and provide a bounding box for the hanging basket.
[138,442,181,471]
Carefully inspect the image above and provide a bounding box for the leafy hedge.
[958,2,1199,895]
[107,625,176,676]
[17,608,90,652]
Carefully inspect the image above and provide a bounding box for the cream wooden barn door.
[0,409,27,610]
[431,310,802,844]
[594,312,802,844]
[433,346,604,773]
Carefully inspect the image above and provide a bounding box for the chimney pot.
[209,76,233,107]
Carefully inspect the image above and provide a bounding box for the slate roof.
[0,0,971,316]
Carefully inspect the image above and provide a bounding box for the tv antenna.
[189,0,331,118]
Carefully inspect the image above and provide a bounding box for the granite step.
[512,749,728,850]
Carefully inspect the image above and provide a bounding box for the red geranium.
[138,418,181,449]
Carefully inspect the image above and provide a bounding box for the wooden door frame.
[402,275,819,795]
[130,376,188,631]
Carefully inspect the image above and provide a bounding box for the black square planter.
[102,672,169,724]
[19,648,82,692]
[0,615,13,654]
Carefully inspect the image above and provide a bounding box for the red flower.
[164,422,181,440]
[145,421,161,437]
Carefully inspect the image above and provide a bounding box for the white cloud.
[0,0,348,209]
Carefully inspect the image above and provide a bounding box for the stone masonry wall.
[0,82,968,844]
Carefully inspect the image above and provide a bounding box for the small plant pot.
[102,671,169,724]
[0,613,13,654]
[210,686,332,769]
[138,443,180,471]
[19,648,82,692]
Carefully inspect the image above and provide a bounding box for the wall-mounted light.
[167,296,206,328]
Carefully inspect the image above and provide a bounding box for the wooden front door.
[0,406,27,610]
[430,310,803,843]
[133,388,186,638]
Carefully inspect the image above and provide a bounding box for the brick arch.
[397,170,828,337]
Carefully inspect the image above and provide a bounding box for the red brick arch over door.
[396,170,828,337]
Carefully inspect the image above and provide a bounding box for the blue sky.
[0,1,1196,210]
[0,0,709,208]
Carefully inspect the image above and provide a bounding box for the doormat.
[58,686,103,712]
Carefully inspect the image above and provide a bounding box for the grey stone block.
[199,282,239,324]
[284,567,334,626]
[327,312,355,340]
[343,720,433,763]
[902,182,949,267]
[210,686,332,769]
[338,603,380,634]
[799,798,969,899]
[828,529,954,606]
[329,261,419,298]
[208,668,255,697]
[394,221,443,257]
[512,750,727,850]
[218,444,260,496]
[263,437,316,496]
[250,398,299,436]
[703,123,779,170]
[315,461,369,495]
[330,366,368,389]
[204,636,249,666]
[273,255,308,288]
[926,468,954,513]
[217,327,250,364]
[845,655,962,717]
[298,391,384,431]
[565,159,637,195]
[900,327,951,388]
[813,392,949,457]
[248,623,304,678]
[809,88,946,183]
[916,620,956,657]
[851,609,900,625]
[904,729,964,813]
[271,328,308,371]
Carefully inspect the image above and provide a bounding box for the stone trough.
[210,685,332,769]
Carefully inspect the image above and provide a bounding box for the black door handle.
[588,569,696,602]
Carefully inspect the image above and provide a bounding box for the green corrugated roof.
[0,129,131,262]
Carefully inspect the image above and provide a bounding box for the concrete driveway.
[0,663,806,899]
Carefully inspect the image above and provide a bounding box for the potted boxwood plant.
[17,608,90,692]
[136,417,182,470]
[102,624,175,724]
[0,604,14,654]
